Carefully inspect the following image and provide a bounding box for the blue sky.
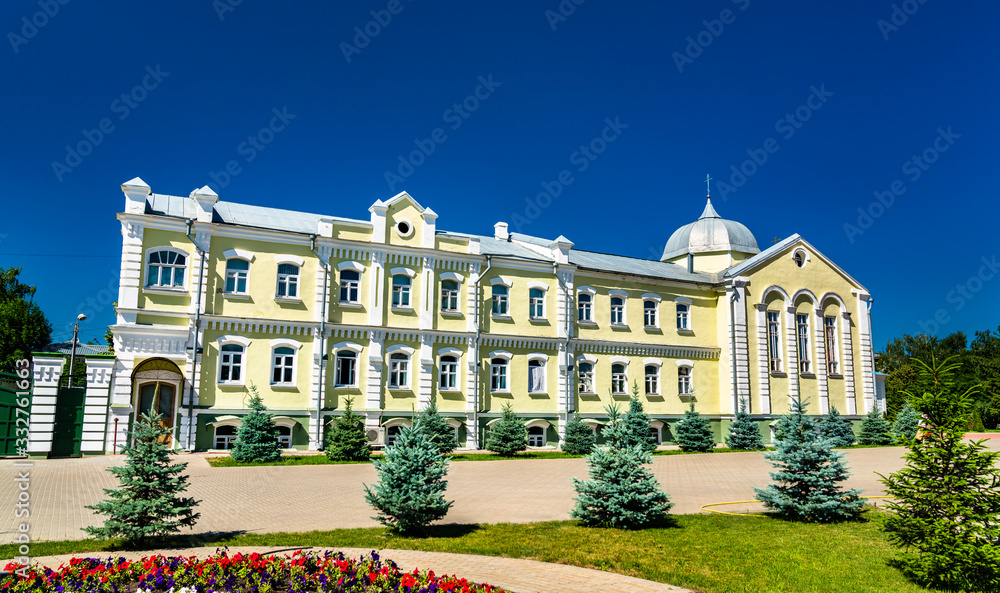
[1,0,997,350]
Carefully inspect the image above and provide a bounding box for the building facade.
[106,177,879,452]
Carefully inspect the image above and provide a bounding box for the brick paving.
[27,546,694,593]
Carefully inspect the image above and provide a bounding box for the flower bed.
[1,549,511,592]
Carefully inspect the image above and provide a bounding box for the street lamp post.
[67,313,86,388]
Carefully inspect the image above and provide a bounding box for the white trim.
[641,293,661,302]
[268,338,302,351]
[217,335,251,347]
[577,285,596,295]
[608,289,628,298]
[338,260,366,272]
[673,296,693,305]
[207,415,241,428]
[577,353,598,364]
[394,218,415,238]
[383,418,413,428]
[820,292,848,309]
[272,416,302,429]
[525,418,552,429]
[642,358,662,367]
[526,281,549,291]
[490,276,513,287]
[489,350,513,360]
[438,347,463,357]
[274,254,304,266]
[386,344,415,356]
[759,285,791,304]
[649,420,665,429]
[333,341,363,353]
[439,271,465,282]
[526,352,549,362]
[791,247,812,267]
[223,248,255,262]
[390,267,416,278]
[792,288,817,304]
[609,356,629,366]
[676,359,694,368]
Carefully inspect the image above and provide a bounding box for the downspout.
[553,263,572,415]
[186,219,206,451]
[310,235,329,449]
[867,296,876,412]
[473,255,492,448]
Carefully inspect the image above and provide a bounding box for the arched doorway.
[132,358,184,447]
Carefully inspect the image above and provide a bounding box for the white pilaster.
[754,304,771,414]
[842,311,857,414]
[466,262,481,333]
[814,309,830,414]
[418,334,434,409]
[785,306,799,405]
[365,331,385,429]
[368,250,386,326]
[117,221,144,323]
[419,256,435,330]
[730,278,750,414]
[81,358,114,453]
[856,292,876,414]
[29,357,64,455]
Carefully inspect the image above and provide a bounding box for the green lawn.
[3,514,936,593]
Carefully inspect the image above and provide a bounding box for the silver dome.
[660,199,760,261]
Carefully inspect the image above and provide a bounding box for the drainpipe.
[553,263,572,415]
[310,234,329,449]
[186,219,206,451]
[867,296,875,413]
[473,255,492,448]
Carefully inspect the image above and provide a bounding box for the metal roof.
[661,198,760,260]
[569,250,715,283]
[43,341,111,356]
[474,235,553,261]
[146,195,368,235]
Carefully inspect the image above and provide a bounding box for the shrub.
[562,413,596,455]
[726,400,764,450]
[891,402,920,444]
[230,382,282,463]
[485,403,527,456]
[84,411,200,544]
[674,402,715,452]
[619,383,657,453]
[819,406,856,448]
[364,425,453,535]
[324,397,371,461]
[858,408,893,445]
[754,398,864,523]
[413,396,458,455]
[879,356,1000,591]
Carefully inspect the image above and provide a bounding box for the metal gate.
[0,373,28,456]
[51,387,85,457]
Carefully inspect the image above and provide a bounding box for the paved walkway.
[0,446,927,543]
[28,546,694,593]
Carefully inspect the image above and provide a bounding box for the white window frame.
[797,313,811,373]
[490,350,512,393]
[276,425,292,448]
[677,360,694,395]
[391,275,412,308]
[386,344,414,390]
[441,280,460,312]
[223,249,254,296]
[269,338,301,387]
[527,353,547,394]
[643,300,658,328]
[338,261,365,304]
[491,278,511,316]
[643,358,662,395]
[438,347,463,392]
[577,287,596,322]
[333,341,363,388]
[217,335,251,386]
[609,290,627,326]
[274,255,304,300]
[825,315,839,375]
[610,356,629,395]
[383,419,413,447]
[214,424,238,450]
[791,248,811,268]
[145,247,188,290]
[527,425,546,447]
[527,281,547,320]
[675,297,692,331]
[767,310,782,372]
[577,354,597,394]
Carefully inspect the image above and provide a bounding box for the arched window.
[610,297,625,325]
[528,426,545,447]
[277,425,292,448]
[492,285,509,316]
[389,352,409,388]
[276,263,299,298]
[225,259,250,294]
[214,425,237,449]
[643,300,658,327]
[335,350,357,387]
[529,288,545,319]
[490,358,508,392]
[611,363,627,395]
[439,355,458,390]
[340,269,360,303]
[271,346,295,385]
[578,293,593,321]
[146,249,186,289]
[391,275,411,307]
[386,425,403,447]
[825,315,839,374]
[676,303,689,330]
[768,310,782,372]
[649,426,662,445]
[528,359,545,393]
[644,365,659,395]
[797,313,811,373]
[441,280,459,312]
[678,366,693,395]
[219,344,245,384]
[578,362,594,394]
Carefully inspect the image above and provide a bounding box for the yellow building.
[108,177,879,451]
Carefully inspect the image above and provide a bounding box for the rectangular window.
[392,276,410,307]
[271,347,295,385]
[578,294,592,321]
[441,280,459,312]
[439,356,458,390]
[645,365,659,395]
[276,264,299,298]
[340,270,360,303]
[491,359,508,392]
[219,344,244,383]
[825,316,839,374]
[676,303,690,330]
[389,354,408,388]
[147,250,186,288]
[528,360,545,393]
[335,352,357,387]
[644,301,657,327]
[678,366,692,394]
[578,363,594,393]
[611,364,627,394]
[610,297,625,325]
[767,311,781,372]
[797,314,810,373]
[492,286,509,316]
[225,259,249,294]
[529,288,545,319]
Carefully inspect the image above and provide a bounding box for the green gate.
[0,373,30,456]
[51,387,85,458]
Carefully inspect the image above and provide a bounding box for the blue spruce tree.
[820,406,856,448]
[858,408,893,445]
[891,402,920,444]
[230,383,282,463]
[754,398,864,522]
[675,402,715,452]
[562,412,596,455]
[620,382,657,453]
[486,403,527,456]
[726,400,764,450]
